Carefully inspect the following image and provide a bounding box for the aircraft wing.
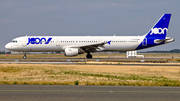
[79,41,111,52]
[62,41,111,52]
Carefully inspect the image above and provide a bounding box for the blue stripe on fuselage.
[136,37,165,50]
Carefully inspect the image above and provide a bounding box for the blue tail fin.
[145,14,171,39]
[136,14,172,50]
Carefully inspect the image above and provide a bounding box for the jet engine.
[64,48,84,56]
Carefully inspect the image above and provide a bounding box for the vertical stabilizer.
[145,14,171,38]
[136,14,172,50]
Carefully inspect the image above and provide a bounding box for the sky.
[0,0,179,52]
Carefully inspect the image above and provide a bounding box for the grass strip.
[1,70,180,86]
[1,64,180,86]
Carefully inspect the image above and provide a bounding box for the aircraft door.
[142,38,147,46]
[56,38,60,46]
[22,37,27,46]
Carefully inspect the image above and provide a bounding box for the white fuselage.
[5,36,145,52]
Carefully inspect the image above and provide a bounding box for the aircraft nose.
[5,43,12,50]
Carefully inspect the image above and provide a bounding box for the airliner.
[5,14,174,59]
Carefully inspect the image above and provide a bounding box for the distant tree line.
[0,51,61,54]
[139,49,180,53]
[0,51,11,54]
[42,52,61,54]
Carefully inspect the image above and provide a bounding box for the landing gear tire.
[86,53,92,58]
[23,56,27,59]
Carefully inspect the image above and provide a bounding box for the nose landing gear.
[23,52,27,59]
[86,52,92,58]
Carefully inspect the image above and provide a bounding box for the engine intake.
[64,48,84,56]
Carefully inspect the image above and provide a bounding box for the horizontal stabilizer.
[154,37,174,43]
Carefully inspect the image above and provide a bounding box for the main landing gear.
[86,52,92,58]
[23,52,27,59]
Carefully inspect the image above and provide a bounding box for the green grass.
[0,66,21,72]
[74,80,79,85]
[1,69,180,86]
[62,70,180,86]
[167,59,180,62]
[1,64,180,86]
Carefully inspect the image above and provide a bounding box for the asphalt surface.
[0,61,180,66]
[0,58,166,59]
[0,85,180,101]
[1,58,177,66]
[0,58,168,62]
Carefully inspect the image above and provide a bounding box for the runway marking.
[0,90,180,94]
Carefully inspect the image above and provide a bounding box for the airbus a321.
[5,14,174,59]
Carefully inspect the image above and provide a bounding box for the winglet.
[107,41,111,45]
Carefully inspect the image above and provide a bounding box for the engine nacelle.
[64,48,84,56]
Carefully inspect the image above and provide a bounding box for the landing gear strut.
[23,52,27,59]
[86,52,92,58]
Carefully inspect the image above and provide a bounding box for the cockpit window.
[11,40,17,43]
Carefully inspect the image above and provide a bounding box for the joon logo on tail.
[27,37,52,45]
[150,28,168,35]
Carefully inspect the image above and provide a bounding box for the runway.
[0,58,180,66]
[0,58,169,63]
[0,85,180,101]
[1,57,180,66]
[0,61,180,66]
